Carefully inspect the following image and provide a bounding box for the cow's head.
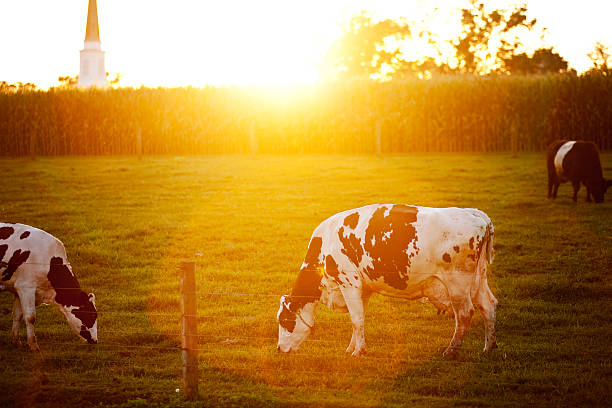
[63,292,98,344]
[588,178,612,203]
[276,295,314,353]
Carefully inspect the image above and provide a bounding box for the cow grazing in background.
[277,204,497,359]
[547,140,612,203]
[0,223,98,351]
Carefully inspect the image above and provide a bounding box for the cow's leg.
[552,182,559,198]
[341,286,368,357]
[346,330,356,354]
[473,283,498,352]
[571,181,580,202]
[11,295,23,347]
[344,291,371,355]
[548,174,556,198]
[586,186,592,202]
[16,288,39,352]
[443,289,475,359]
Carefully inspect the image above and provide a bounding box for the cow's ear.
[88,293,96,302]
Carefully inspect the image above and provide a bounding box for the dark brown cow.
[547,140,612,203]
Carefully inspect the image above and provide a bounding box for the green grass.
[0,153,611,408]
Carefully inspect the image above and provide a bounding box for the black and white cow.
[547,140,612,203]
[0,223,98,351]
[277,205,497,358]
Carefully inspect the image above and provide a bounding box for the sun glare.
[113,1,347,88]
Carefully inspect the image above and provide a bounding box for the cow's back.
[316,205,491,297]
[547,139,569,181]
[0,223,67,288]
[563,141,604,181]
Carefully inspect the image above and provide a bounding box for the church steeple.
[84,0,100,43]
[79,0,106,87]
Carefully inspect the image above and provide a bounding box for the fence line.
[26,340,611,363]
[1,260,610,401]
[22,355,597,391]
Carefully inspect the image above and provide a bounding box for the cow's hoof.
[27,343,40,352]
[351,349,367,357]
[483,342,498,352]
[11,338,23,348]
[442,348,458,360]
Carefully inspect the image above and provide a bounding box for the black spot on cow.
[0,244,7,263]
[72,293,97,329]
[442,253,451,263]
[48,257,97,328]
[303,237,322,270]
[1,249,31,281]
[290,237,324,311]
[453,245,460,253]
[468,233,486,262]
[79,325,95,344]
[0,227,14,240]
[338,227,364,268]
[20,231,30,239]
[278,303,296,333]
[343,212,360,229]
[363,205,418,290]
[325,255,340,284]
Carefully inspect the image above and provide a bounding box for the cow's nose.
[88,338,97,344]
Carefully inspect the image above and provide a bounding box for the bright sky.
[1,0,611,89]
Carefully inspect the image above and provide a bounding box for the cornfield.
[1,74,611,155]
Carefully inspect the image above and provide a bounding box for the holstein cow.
[0,223,98,351]
[547,140,612,203]
[277,204,497,358]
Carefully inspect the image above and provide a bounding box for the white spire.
[78,0,106,87]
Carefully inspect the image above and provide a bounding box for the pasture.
[0,153,610,407]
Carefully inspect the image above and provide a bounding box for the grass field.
[0,153,610,408]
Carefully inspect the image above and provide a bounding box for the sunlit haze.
[1,0,611,89]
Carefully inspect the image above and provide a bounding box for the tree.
[503,48,568,74]
[58,75,78,87]
[452,1,538,74]
[324,13,411,80]
[107,72,122,86]
[587,41,611,73]
[0,81,36,92]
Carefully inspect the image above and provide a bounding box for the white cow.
[277,204,497,358]
[0,223,98,351]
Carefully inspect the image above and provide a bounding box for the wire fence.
[1,262,611,400]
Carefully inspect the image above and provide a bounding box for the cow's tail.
[470,209,494,265]
[474,217,495,304]
[480,222,494,266]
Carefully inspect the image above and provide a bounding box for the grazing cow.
[0,223,98,351]
[547,140,612,203]
[277,205,497,358]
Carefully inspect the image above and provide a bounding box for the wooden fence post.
[510,121,518,158]
[29,133,36,160]
[375,119,382,156]
[136,127,142,160]
[249,120,257,155]
[181,261,198,400]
